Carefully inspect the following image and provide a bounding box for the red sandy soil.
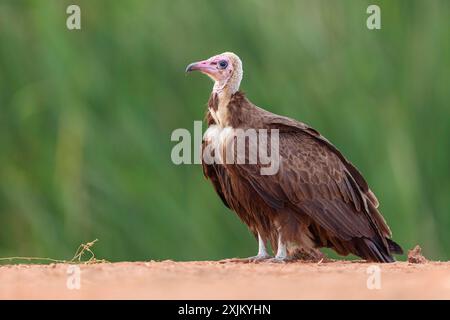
[1,259,450,299]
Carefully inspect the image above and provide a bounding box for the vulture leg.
[252,233,271,261]
[267,233,288,263]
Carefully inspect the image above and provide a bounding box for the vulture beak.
[185,59,215,74]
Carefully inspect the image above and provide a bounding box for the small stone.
[408,245,428,264]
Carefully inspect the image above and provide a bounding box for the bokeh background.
[0,0,449,262]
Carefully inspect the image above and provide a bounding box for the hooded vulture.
[186,52,403,262]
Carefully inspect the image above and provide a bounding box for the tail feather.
[387,238,404,255]
[354,238,397,263]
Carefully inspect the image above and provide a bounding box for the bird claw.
[247,254,272,263]
[219,254,271,264]
[265,256,290,264]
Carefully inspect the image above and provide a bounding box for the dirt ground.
[1,259,450,299]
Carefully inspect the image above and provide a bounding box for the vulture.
[186,52,403,262]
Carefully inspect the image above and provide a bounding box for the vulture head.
[186,52,243,94]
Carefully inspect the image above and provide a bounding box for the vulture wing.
[233,111,402,261]
[261,112,381,209]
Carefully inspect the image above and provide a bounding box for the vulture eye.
[218,60,228,69]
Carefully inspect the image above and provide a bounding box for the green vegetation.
[0,0,449,261]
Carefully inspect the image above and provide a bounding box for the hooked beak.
[185,59,215,74]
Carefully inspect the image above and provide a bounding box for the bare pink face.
[186,54,234,82]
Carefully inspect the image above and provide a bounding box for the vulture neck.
[210,79,240,128]
[210,88,232,128]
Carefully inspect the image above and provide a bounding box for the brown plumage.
[188,52,403,262]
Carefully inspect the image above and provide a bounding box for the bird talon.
[266,257,288,264]
[248,254,272,263]
[219,254,271,264]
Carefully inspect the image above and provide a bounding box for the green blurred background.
[0,0,449,262]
